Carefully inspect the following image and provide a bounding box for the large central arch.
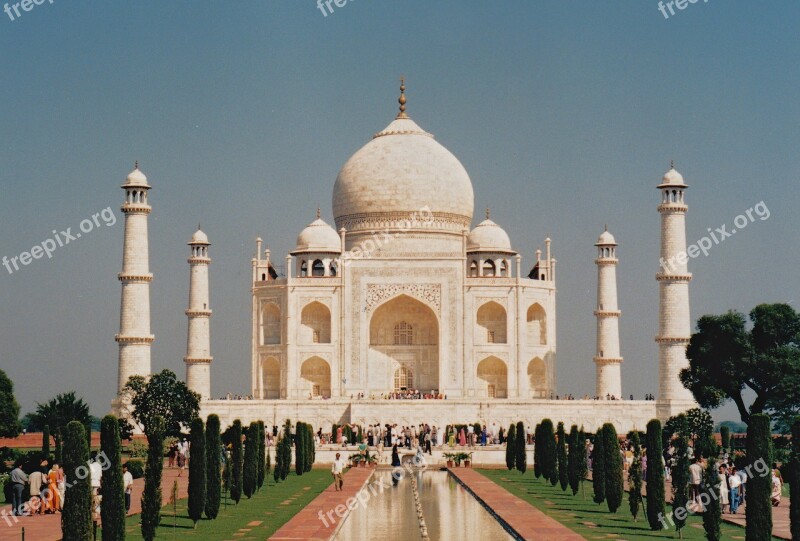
[369,294,439,393]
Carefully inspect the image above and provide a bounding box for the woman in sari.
[458,428,466,446]
[447,426,455,448]
[47,463,61,513]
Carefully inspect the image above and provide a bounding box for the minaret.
[184,228,213,400]
[656,163,696,410]
[114,163,154,406]
[594,227,622,399]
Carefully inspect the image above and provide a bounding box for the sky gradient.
[1,1,798,424]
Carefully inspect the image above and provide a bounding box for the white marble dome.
[123,165,149,187]
[467,218,515,253]
[332,116,474,233]
[659,166,686,187]
[190,229,210,245]
[596,229,617,246]
[292,217,341,254]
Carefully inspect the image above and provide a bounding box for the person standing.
[391,445,401,486]
[728,467,741,514]
[688,457,704,508]
[47,462,62,513]
[717,465,729,513]
[28,466,46,515]
[331,452,345,491]
[123,464,134,513]
[10,462,28,516]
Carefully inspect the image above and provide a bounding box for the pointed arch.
[261,357,280,399]
[300,356,331,398]
[526,303,547,345]
[300,301,331,344]
[527,357,547,398]
[261,302,281,345]
[477,356,508,398]
[476,301,507,344]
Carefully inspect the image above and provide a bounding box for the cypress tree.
[266,447,272,478]
[205,414,221,520]
[533,424,541,478]
[505,423,516,470]
[702,444,721,541]
[55,427,63,463]
[141,416,165,541]
[592,426,606,505]
[62,421,92,541]
[230,420,243,503]
[280,419,292,480]
[100,415,125,541]
[257,421,266,490]
[42,424,50,460]
[603,423,623,513]
[645,419,666,530]
[720,425,731,457]
[188,418,206,525]
[515,421,527,474]
[304,424,314,472]
[746,413,773,541]
[790,416,800,541]
[540,419,558,486]
[273,432,283,483]
[557,422,568,491]
[243,422,259,497]
[628,430,643,522]
[577,427,588,498]
[567,424,580,495]
[671,415,690,538]
[294,422,306,476]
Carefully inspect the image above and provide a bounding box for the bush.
[746,413,773,541]
[515,421,527,474]
[646,419,666,530]
[126,459,145,479]
[205,414,222,519]
[142,416,165,541]
[603,423,623,513]
[592,426,606,505]
[127,439,149,458]
[230,420,243,503]
[188,417,206,525]
[505,423,516,471]
[557,422,568,491]
[100,415,126,541]
[62,421,92,541]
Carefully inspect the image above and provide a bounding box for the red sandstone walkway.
[449,468,586,540]
[269,467,374,541]
[0,464,189,541]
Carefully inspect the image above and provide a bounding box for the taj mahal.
[112,82,697,433]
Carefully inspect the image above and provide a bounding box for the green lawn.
[119,470,332,541]
[479,469,782,541]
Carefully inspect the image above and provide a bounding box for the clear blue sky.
[1,1,797,424]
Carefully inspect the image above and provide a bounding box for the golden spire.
[396,76,408,119]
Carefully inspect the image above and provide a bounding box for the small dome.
[123,164,149,187]
[467,218,515,254]
[658,166,686,188]
[595,229,617,246]
[292,217,341,254]
[189,229,209,245]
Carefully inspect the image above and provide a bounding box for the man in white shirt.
[728,467,742,513]
[467,424,474,448]
[331,452,346,491]
[122,464,134,513]
[688,457,704,509]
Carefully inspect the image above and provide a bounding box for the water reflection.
[333,470,514,541]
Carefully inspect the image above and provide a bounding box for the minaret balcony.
[118,273,153,283]
[657,203,688,213]
[185,309,212,317]
[188,256,211,264]
[593,309,621,317]
[184,356,213,364]
[593,356,623,364]
[654,336,690,344]
[115,334,155,344]
[121,203,152,215]
[655,272,692,282]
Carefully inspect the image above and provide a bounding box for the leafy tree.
[505,423,516,471]
[244,422,259,496]
[123,369,200,437]
[790,416,800,541]
[230,420,243,503]
[628,431,643,522]
[603,423,623,513]
[646,419,666,530]
[557,422,568,491]
[745,413,773,541]
[42,424,50,459]
[62,421,92,541]
[702,440,721,541]
[567,425,580,495]
[681,304,800,426]
[592,426,606,505]
[141,416,165,541]
[205,414,222,520]
[0,369,21,438]
[671,415,690,538]
[577,427,588,498]
[257,421,266,490]
[720,425,731,456]
[100,415,125,541]
[686,408,715,456]
[515,421,527,474]
[188,418,206,525]
[32,391,90,459]
[294,422,306,476]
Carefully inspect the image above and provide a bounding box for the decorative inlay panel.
[365,283,441,315]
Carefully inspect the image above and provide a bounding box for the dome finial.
[604,223,608,231]
[134,160,139,170]
[486,207,490,220]
[397,76,408,119]
[670,159,675,170]
[316,206,321,219]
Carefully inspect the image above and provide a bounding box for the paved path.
[269,467,374,541]
[0,464,189,541]
[449,468,586,540]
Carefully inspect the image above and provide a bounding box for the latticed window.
[313,330,320,343]
[393,321,413,345]
[487,330,496,343]
[394,367,413,391]
[488,384,496,398]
